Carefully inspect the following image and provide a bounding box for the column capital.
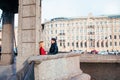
[2,11,14,24]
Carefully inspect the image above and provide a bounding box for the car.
[71,50,84,54]
[79,50,84,54]
[114,51,120,55]
[108,51,115,55]
[91,50,98,54]
[98,51,108,55]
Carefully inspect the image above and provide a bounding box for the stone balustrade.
[28,53,91,80]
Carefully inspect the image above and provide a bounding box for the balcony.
[59,33,65,35]
[88,25,94,28]
[88,32,95,35]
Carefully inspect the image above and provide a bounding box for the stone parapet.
[28,53,91,80]
[28,53,80,64]
[80,54,120,63]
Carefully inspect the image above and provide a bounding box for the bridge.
[0,0,120,80]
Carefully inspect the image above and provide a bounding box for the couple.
[39,38,58,55]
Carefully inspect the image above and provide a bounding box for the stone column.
[16,0,41,71]
[0,11,14,65]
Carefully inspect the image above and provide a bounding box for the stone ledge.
[80,54,120,63]
[28,53,80,64]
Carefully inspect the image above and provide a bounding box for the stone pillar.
[16,0,41,71]
[0,11,14,65]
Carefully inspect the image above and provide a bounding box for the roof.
[43,15,120,24]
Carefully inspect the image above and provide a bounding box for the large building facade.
[42,14,120,52]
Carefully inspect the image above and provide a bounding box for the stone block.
[22,30,35,42]
[22,17,36,29]
[0,53,13,65]
[23,0,36,5]
[21,43,35,56]
[22,5,36,17]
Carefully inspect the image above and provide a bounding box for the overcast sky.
[42,0,120,20]
[0,0,120,26]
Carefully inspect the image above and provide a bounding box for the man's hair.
[51,38,56,41]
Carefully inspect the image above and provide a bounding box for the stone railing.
[28,53,91,80]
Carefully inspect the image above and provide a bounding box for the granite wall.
[81,63,120,80]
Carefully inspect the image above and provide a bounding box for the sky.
[0,0,120,26]
[42,0,120,21]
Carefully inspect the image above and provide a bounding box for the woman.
[39,41,47,55]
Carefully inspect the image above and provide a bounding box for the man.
[48,38,58,55]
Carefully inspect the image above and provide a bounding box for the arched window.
[106,42,108,47]
[110,35,112,39]
[110,42,112,46]
[67,42,70,46]
[76,42,78,48]
[85,42,87,47]
[101,41,104,47]
[80,42,83,47]
[114,35,117,39]
[97,41,99,47]
[72,42,74,47]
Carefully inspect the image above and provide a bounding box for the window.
[80,42,83,47]
[106,42,108,47]
[110,35,112,39]
[62,23,64,27]
[105,37,107,39]
[72,42,74,47]
[101,41,104,47]
[60,23,62,27]
[76,42,79,48]
[114,29,117,32]
[115,42,117,46]
[97,42,99,47]
[110,42,112,46]
[80,29,82,32]
[51,24,53,28]
[60,42,62,46]
[76,22,78,25]
[114,35,117,39]
[67,23,69,26]
[55,30,57,34]
[85,42,87,47]
[76,36,78,40]
[51,31,53,34]
[63,43,65,48]
[72,23,74,26]
[55,24,57,27]
[68,42,70,46]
